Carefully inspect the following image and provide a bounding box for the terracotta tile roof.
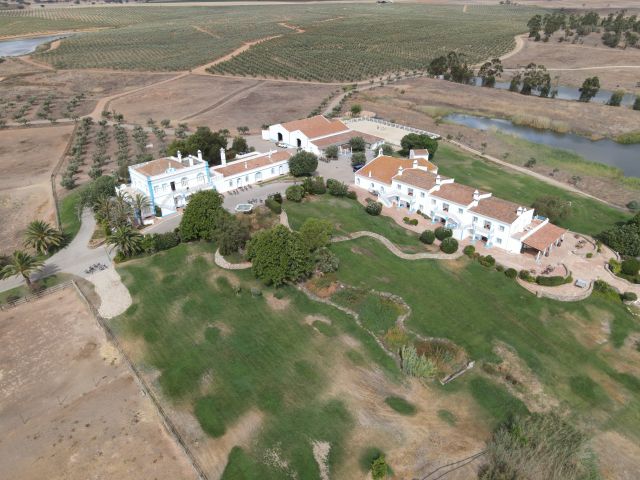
[523,223,567,251]
[133,158,186,177]
[356,155,437,185]
[212,150,291,177]
[394,168,439,191]
[413,149,429,155]
[469,196,524,224]
[431,183,481,206]
[281,115,349,139]
[312,131,384,149]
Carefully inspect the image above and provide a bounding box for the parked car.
[276,142,287,148]
[352,163,365,172]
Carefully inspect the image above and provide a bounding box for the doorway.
[170,181,176,191]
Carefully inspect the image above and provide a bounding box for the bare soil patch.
[265,292,291,311]
[0,124,73,254]
[0,287,197,480]
[592,431,640,480]
[503,34,640,94]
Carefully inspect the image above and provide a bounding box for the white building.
[355,152,566,256]
[263,115,384,155]
[210,149,292,193]
[127,150,212,216]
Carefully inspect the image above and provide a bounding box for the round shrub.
[420,230,435,244]
[440,237,458,254]
[265,197,282,214]
[272,192,283,204]
[621,257,640,276]
[346,190,357,200]
[365,200,383,216]
[463,245,475,256]
[519,270,534,282]
[505,268,518,279]
[434,226,453,241]
[622,291,638,302]
[286,185,305,202]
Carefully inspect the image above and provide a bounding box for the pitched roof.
[132,158,186,177]
[281,115,349,139]
[212,150,291,177]
[394,168,440,191]
[431,183,481,206]
[469,196,524,224]
[356,155,437,185]
[312,130,384,149]
[523,223,567,251]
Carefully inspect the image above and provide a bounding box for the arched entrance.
[277,132,283,142]
[296,138,302,148]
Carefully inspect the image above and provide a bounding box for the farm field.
[0,125,73,255]
[346,79,640,208]
[111,244,490,478]
[109,75,338,129]
[0,286,198,480]
[0,5,536,77]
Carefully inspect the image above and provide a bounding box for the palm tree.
[131,193,151,225]
[93,195,115,225]
[111,191,133,227]
[106,225,143,258]
[1,250,45,288]
[23,220,64,255]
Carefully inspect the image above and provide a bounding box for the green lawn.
[285,196,425,253]
[330,236,640,428]
[59,189,83,242]
[436,144,630,236]
[112,243,400,478]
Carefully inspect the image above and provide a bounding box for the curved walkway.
[214,248,252,270]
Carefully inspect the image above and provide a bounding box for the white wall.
[213,161,289,193]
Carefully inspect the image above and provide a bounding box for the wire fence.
[0,280,74,311]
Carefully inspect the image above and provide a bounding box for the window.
[228,180,232,187]
[408,188,414,196]
[499,225,505,232]
[271,168,275,174]
[419,204,424,211]
[443,203,449,212]
[356,178,360,184]
[181,177,188,187]
[380,186,385,193]
[153,185,159,194]
[472,216,478,223]
[370,182,374,188]
[496,238,503,245]
[458,208,463,214]
[484,220,492,230]
[162,183,168,192]
[197,173,205,184]
[420,192,425,198]
[396,183,402,191]
[431,199,436,205]
[255,172,262,181]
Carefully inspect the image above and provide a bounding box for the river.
[445,113,640,177]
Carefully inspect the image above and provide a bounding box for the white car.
[276,142,287,148]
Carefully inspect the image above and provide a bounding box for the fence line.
[347,116,441,140]
[0,280,74,310]
[71,281,208,480]
[51,122,78,231]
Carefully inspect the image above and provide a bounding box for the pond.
[0,34,70,57]
[469,77,636,107]
[444,113,640,177]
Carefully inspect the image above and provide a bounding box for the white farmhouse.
[210,149,293,193]
[263,115,384,155]
[355,152,566,257]
[127,150,212,216]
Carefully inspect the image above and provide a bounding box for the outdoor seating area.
[225,184,254,196]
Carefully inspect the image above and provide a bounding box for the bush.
[531,195,571,224]
[215,215,251,255]
[478,255,496,267]
[325,145,339,159]
[302,176,326,195]
[300,217,332,251]
[434,226,452,241]
[315,247,339,273]
[420,230,435,244]
[371,455,388,480]
[179,190,225,241]
[153,231,181,251]
[401,344,437,378]
[154,205,162,217]
[495,264,504,272]
[351,151,366,166]
[440,237,458,254]
[365,200,383,216]
[272,192,283,204]
[608,258,621,274]
[621,257,640,276]
[622,291,638,302]
[265,197,282,214]
[463,245,475,256]
[349,136,366,152]
[288,151,318,177]
[519,270,534,282]
[346,190,357,200]
[505,268,518,279]
[326,178,349,197]
[535,275,572,286]
[286,185,305,202]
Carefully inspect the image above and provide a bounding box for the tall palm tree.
[1,250,45,288]
[93,195,115,225]
[131,193,151,225]
[106,225,143,258]
[23,220,64,255]
[111,191,133,227]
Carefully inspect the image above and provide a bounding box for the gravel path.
[86,268,133,319]
[332,231,462,260]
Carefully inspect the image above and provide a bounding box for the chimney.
[412,159,418,169]
[220,148,226,166]
[197,149,203,161]
[378,147,383,157]
[177,150,182,161]
[409,149,415,159]
[188,155,194,167]
[244,161,248,169]
[473,189,479,201]
[368,171,372,178]
[517,206,524,215]
[398,166,403,176]
[269,150,272,159]
[435,174,441,185]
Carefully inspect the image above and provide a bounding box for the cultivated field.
[0,286,198,480]
[0,125,73,255]
[0,5,536,77]
[109,75,338,128]
[503,33,640,95]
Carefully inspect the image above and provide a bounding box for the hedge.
[440,237,458,254]
[535,275,573,286]
[622,291,638,302]
[286,185,305,202]
[265,197,282,214]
